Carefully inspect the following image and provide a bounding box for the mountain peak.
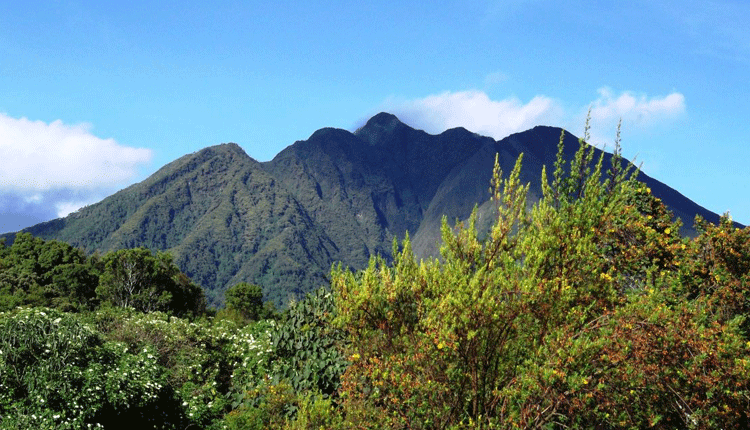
[200,142,247,157]
[354,112,407,145]
[183,142,256,165]
[11,116,736,308]
[366,112,402,126]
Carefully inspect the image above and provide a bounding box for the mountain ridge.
[4,113,739,306]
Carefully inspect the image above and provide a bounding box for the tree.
[0,233,97,311]
[97,248,206,317]
[225,282,265,322]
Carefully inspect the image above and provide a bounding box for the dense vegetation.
[0,235,205,317]
[1,127,750,428]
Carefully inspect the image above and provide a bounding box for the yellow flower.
[351,353,360,361]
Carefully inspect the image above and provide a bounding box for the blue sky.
[1,0,749,233]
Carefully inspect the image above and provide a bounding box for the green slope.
[5,114,737,307]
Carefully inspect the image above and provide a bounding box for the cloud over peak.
[385,90,563,140]
[383,88,686,145]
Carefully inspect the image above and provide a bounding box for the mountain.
[4,113,736,306]
[15,143,339,305]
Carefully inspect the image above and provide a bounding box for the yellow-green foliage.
[332,129,750,429]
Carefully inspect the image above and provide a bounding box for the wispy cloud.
[0,189,106,233]
[54,198,100,218]
[383,90,564,140]
[576,87,686,151]
[383,88,686,147]
[588,87,685,126]
[0,113,152,231]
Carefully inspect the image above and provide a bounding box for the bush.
[332,129,750,428]
[0,308,179,429]
[88,306,275,428]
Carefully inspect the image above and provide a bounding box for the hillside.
[4,113,734,306]
[17,143,339,305]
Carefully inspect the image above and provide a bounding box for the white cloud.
[55,199,96,218]
[0,113,152,193]
[383,88,686,147]
[577,87,686,150]
[384,90,564,140]
[0,189,106,233]
[588,87,685,127]
[24,194,43,204]
[0,113,153,229]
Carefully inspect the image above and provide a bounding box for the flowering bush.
[222,288,346,428]
[0,308,175,429]
[86,306,275,428]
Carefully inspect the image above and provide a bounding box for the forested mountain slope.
[6,113,733,306]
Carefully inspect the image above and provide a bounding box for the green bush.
[222,382,342,430]
[0,233,98,312]
[87,306,275,428]
[97,248,206,317]
[225,288,347,428]
[0,308,179,429]
[269,288,348,397]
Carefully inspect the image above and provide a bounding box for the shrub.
[0,308,178,429]
[332,128,750,428]
[88,306,275,428]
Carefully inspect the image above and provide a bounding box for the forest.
[1,129,749,429]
